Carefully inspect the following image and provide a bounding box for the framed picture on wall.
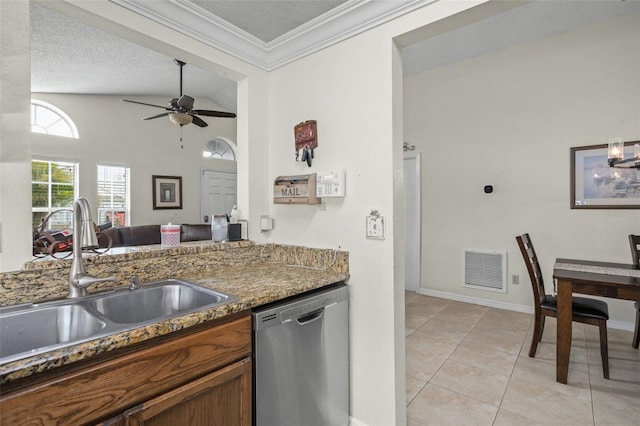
[570,142,640,209]
[152,175,182,210]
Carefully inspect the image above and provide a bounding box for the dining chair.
[629,234,639,349]
[516,233,610,378]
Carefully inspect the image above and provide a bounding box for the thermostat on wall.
[316,170,346,197]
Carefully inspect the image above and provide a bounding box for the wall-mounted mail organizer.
[274,174,320,204]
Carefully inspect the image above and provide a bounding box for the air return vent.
[463,249,507,293]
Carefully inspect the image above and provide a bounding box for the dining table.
[553,258,640,384]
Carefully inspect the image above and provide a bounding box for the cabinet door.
[121,357,251,426]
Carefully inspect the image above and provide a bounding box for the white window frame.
[31,158,79,230]
[203,137,236,160]
[97,164,131,227]
[31,99,79,139]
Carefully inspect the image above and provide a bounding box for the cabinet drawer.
[0,315,251,425]
[106,358,252,426]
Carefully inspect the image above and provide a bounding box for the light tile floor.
[405,292,640,426]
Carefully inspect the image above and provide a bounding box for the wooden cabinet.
[0,313,252,425]
[105,358,251,426]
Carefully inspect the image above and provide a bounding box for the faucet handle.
[76,274,117,289]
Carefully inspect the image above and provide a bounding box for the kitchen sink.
[87,280,232,324]
[0,279,237,365]
[0,304,106,361]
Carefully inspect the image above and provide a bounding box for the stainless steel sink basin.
[0,279,237,365]
[87,280,232,324]
[0,305,106,361]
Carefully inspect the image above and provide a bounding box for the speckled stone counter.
[0,242,349,385]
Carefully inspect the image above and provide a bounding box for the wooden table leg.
[556,278,572,384]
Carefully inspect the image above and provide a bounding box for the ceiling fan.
[121,59,236,128]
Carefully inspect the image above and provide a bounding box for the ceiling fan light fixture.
[122,60,234,128]
[169,112,193,126]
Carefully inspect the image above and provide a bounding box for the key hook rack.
[294,120,318,167]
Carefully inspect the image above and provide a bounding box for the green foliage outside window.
[32,160,77,229]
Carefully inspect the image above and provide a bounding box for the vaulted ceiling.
[31,0,640,113]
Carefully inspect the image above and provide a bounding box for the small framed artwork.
[152,175,182,210]
[570,142,640,209]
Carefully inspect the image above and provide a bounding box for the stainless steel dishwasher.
[253,284,349,426]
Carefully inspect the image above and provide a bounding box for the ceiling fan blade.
[192,109,237,118]
[121,99,170,110]
[177,95,194,110]
[190,115,208,127]
[143,112,170,120]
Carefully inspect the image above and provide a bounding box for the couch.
[100,224,212,248]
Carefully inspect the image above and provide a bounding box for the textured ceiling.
[191,0,347,43]
[30,3,239,112]
[30,0,640,115]
[403,0,640,76]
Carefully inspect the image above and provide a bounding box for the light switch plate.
[366,215,385,239]
[260,215,273,231]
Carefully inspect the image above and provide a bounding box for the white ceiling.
[31,0,640,114]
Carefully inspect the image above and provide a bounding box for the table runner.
[554,261,640,278]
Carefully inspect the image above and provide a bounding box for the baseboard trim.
[350,416,368,426]
[416,288,635,332]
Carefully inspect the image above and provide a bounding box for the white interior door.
[404,153,421,292]
[201,170,237,223]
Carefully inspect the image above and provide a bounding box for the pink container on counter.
[160,224,181,247]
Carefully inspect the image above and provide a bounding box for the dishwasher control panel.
[253,285,347,331]
[281,294,337,323]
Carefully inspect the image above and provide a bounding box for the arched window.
[203,138,236,161]
[31,99,79,138]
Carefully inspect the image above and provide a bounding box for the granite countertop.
[0,260,349,385]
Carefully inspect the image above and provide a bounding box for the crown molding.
[110,0,436,71]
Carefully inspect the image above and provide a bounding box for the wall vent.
[463,249,507,293]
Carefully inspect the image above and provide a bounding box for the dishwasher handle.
[296,308,324,325]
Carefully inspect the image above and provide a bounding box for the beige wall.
[0,0,32,271]
[267,32,402,424]
[404,11,640,326]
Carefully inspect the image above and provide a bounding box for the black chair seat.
[541,295,609,320]
[516,233,609,378]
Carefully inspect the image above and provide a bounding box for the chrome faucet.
[129,275,139,291]
[68,198,116,298]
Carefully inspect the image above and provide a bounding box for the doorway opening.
[404,152,421,292]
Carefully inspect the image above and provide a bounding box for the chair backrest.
[516,233,546,309]
[630,234,640,267]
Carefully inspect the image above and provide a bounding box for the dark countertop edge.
[0,267,349,385]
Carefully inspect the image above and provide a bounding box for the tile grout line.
[406,294,639,425]
[405,299,454,408]
[491,315,533,425]
[418,307,510,411]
